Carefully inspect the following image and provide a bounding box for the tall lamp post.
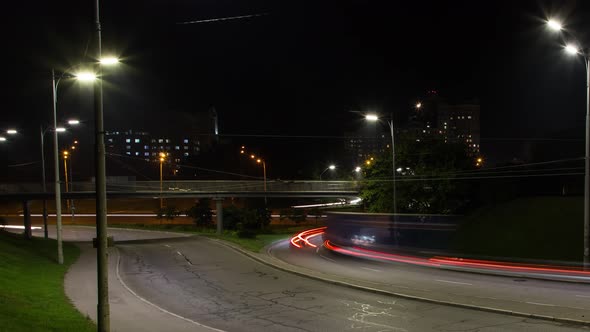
[365,114,396,214]
[320,164,336,180]
[546,19,590,269]
[52,68,94,264]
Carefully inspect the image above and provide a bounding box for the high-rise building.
[437,103,480,155]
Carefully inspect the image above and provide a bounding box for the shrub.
[186,199,213,227]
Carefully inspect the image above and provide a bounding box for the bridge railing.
[0,180,361,193]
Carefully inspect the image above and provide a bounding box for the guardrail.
[0,180,361,194]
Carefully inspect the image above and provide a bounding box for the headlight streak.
[290,227,327,248]
[291,228,590,279]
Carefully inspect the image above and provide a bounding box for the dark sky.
[1,0,589,179]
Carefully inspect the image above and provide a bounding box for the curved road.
[114,235,587,331]
[270,236,590,324]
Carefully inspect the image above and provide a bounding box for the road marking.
[164,244,171,248]
[576,295,590,298]
[526,301,556,307]
[435,279,472,286]
[361,267,382,272]
[177,251,183,256]
[525,302,556,307]
[319,254,336,262]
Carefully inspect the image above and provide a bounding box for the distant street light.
[415,102,422,109]
[0,137,6,142]
[545,18,590,269]
[67,119,80,125]
[320,165,336,180]
[159,152,166,209]
[6,129,17,135]
[355,166,361,173]
[240,147,268,204]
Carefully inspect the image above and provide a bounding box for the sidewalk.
[65,243,221,332]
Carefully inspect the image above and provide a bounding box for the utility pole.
[93,0,110,330]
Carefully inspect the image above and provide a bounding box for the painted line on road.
[177,251,183,256]
[435,279,473,286]
[361,267,382,273]
[319,254,336,263]
[526,301,556,307]
[576,295,590,298]
[114,248,225,332]
[164,244,171,248]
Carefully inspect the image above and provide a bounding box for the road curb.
[210,238,590,328]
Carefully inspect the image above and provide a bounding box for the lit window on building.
[183,139,189,144]
[144,145,149,150]
[126,152,131,155]
[175,146,180,150]
[175,158,180,163]
[165,139,170,143]
[144,152,149,156]
[125,139,131,143]
[135,138,140,143]
[468,115,472,119]
[152,152,157,156]
[184,152,189,156]
[107,138,113,143]
[158,139,163,143]
[135,152,140,156]
[151,139,156,143]
[126,145,131,149]
[184,146,188,150]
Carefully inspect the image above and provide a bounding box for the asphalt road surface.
[116,236,589,332]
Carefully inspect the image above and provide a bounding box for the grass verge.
[0,231,95,332]
[452,196,583,262]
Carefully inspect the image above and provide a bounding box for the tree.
[360,134,473,214]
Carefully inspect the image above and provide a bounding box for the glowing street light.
[68,119,80,125]
[99,57,119,65]
[547,19,563,31]
[74,72,97,82]
[6,129,17,135]
[365,114,379,121]
[565,44,580,55]
[355,167,361,173]
[0,137,6,142]
[416,102,422,109]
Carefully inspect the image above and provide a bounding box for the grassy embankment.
[0,232,95,332]
[452,196,583,262]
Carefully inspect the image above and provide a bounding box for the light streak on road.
[290,227,327,248]
[289,227,590,281]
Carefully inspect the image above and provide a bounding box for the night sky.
[1,0,590,180]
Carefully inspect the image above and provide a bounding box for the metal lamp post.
[546,19,590,269]
[52,67,92,265]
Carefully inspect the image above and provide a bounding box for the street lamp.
[545,19,590,268]
[52,68,94,265]
[320,164,336,180]
[365,113,396,213]
[159,152,166,209]
[256,158,267,203]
